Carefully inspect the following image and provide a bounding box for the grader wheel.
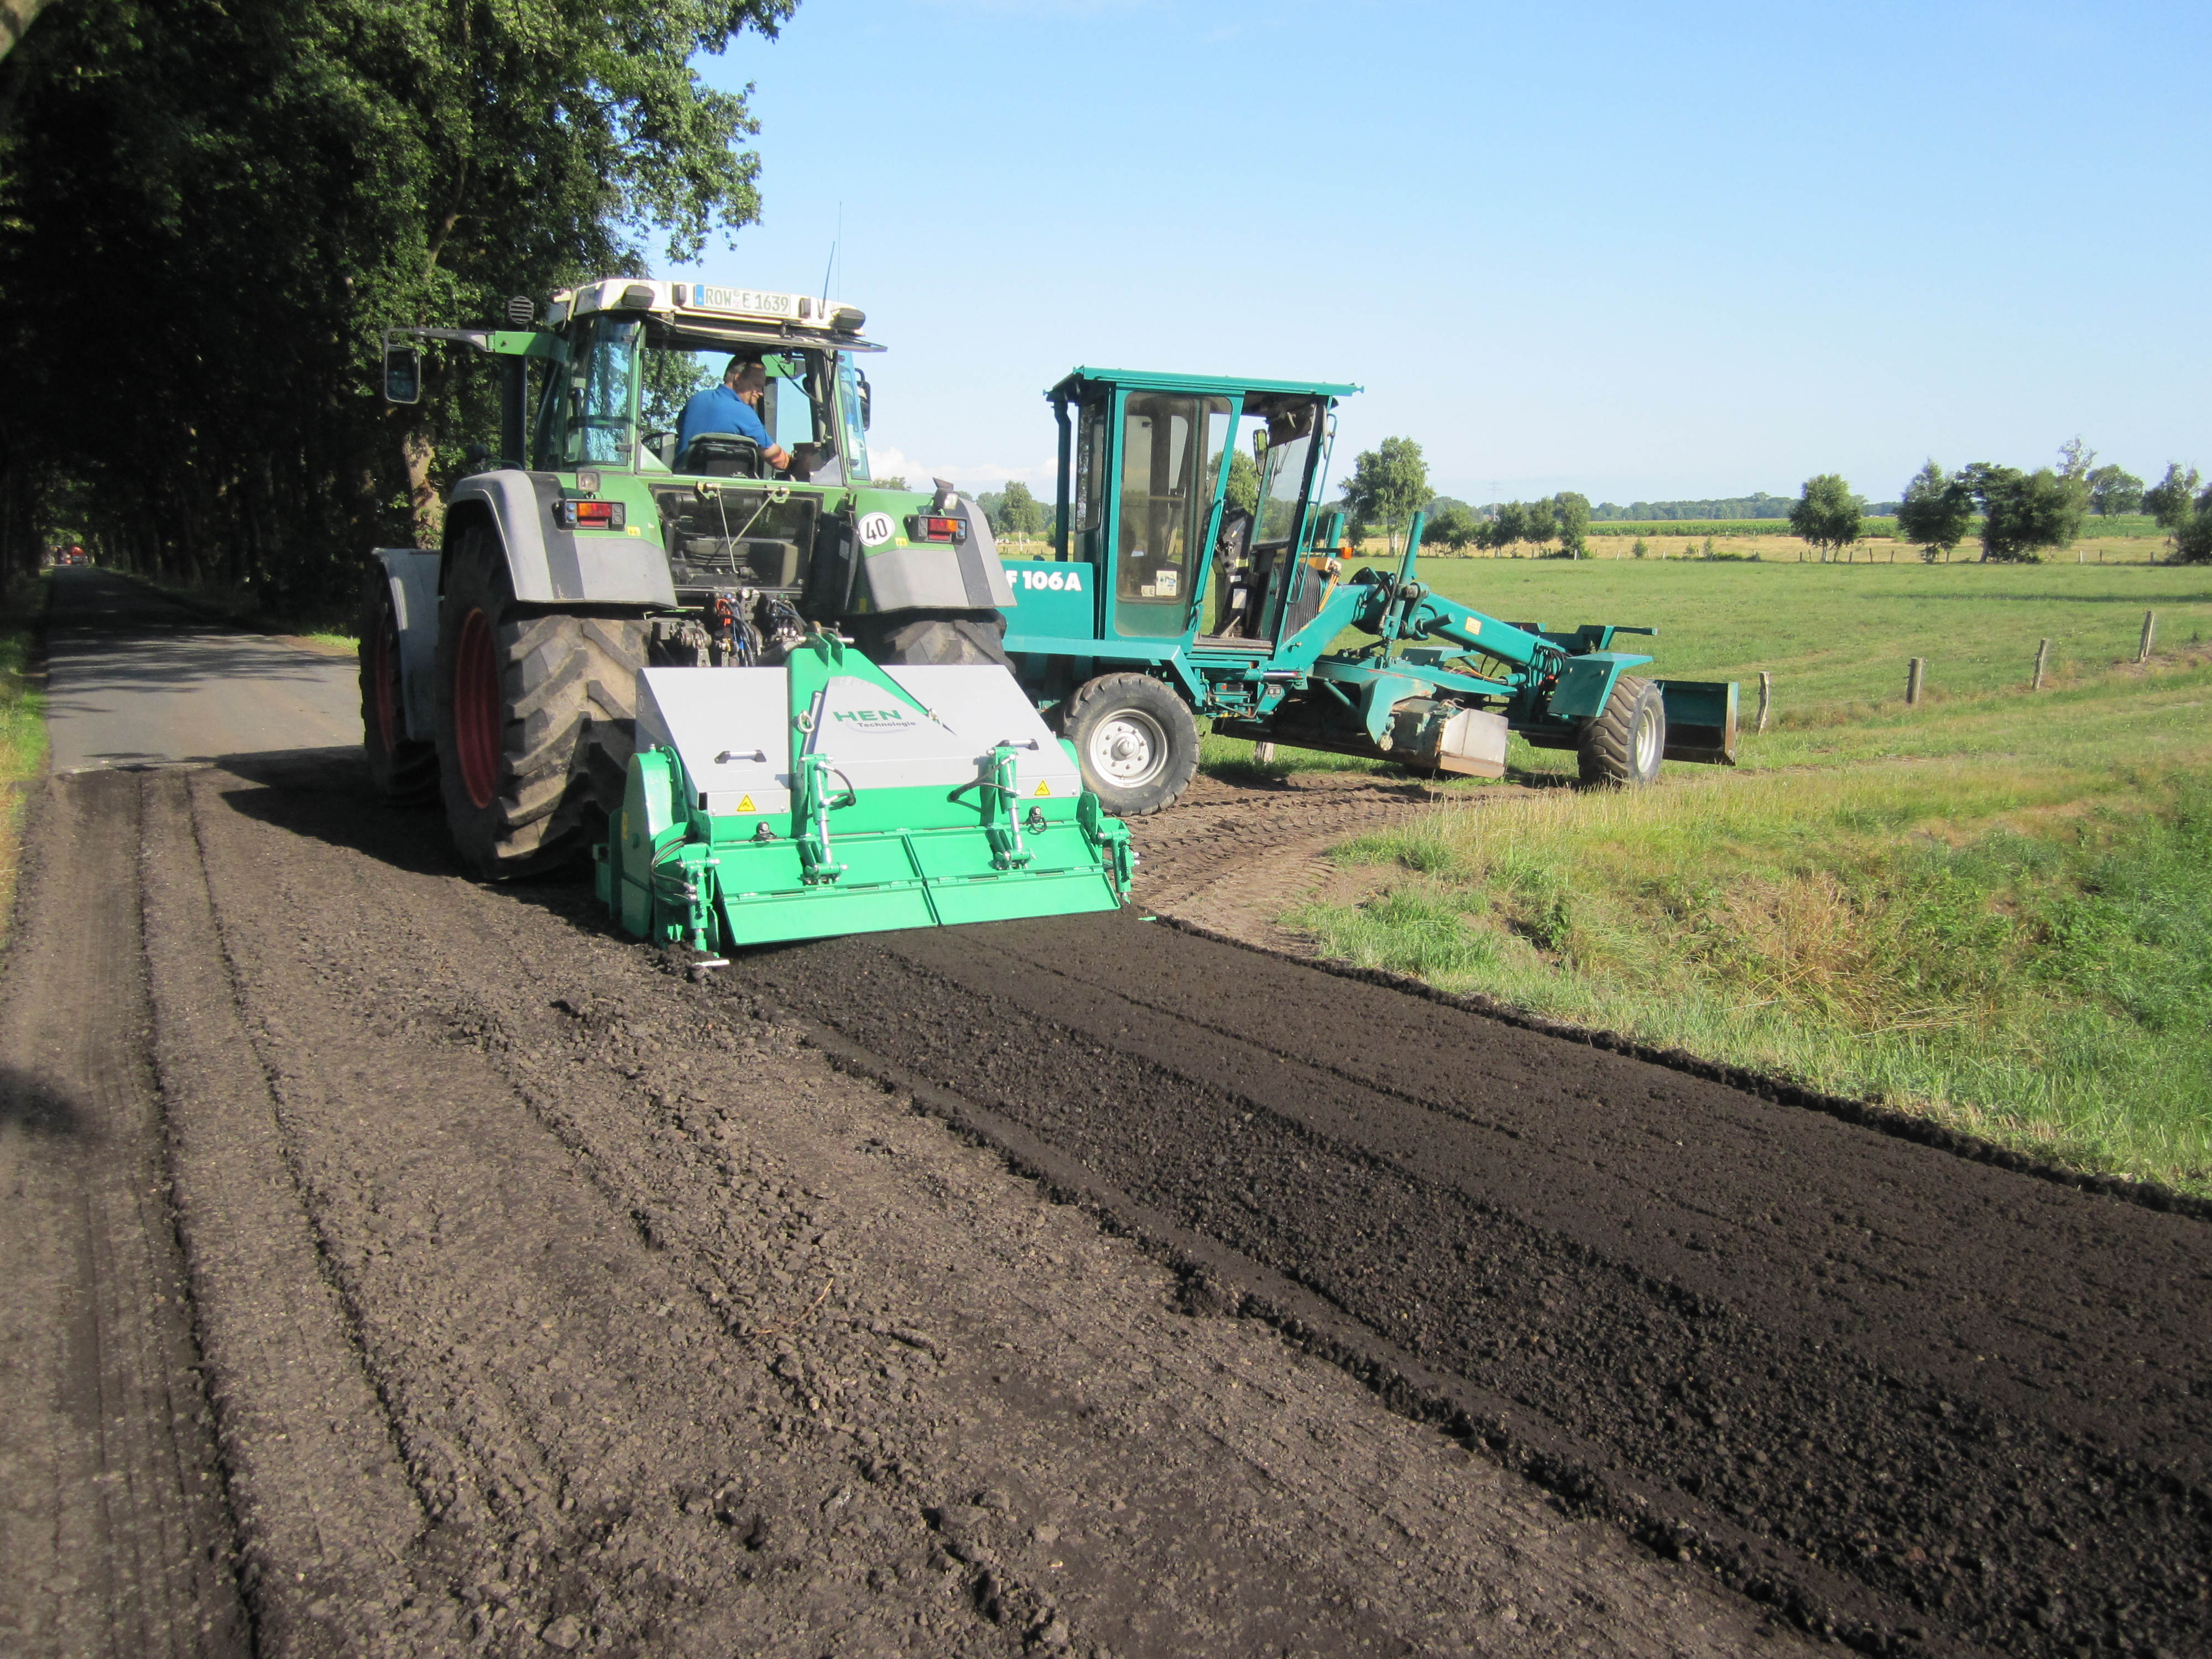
[1578,674,1666,787]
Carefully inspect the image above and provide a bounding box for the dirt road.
[4,590,2206,1657]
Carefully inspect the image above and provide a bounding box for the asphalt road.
[42,566,359,770]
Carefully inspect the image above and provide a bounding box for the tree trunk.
[0,0,62,63]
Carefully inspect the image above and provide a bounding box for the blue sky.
[676,0,2211,507]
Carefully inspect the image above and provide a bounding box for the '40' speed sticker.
[856,511,895,547]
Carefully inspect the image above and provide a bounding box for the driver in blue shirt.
[676,357,793,472]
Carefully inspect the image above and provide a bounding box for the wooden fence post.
[1755,670,1772,734]
[2138,611,2157,664]
[2032,638,2050,690]
[1906,658,1925,706]
[1253,742,1276,764]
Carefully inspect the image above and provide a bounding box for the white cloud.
[865,441,1052,492]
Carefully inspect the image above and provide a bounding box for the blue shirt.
[676,383,773,457]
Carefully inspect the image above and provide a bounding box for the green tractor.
[365,280,1130,948]
[994,368,1739,815]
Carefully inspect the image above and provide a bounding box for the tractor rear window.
[651,484,819,593]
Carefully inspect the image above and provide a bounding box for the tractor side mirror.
[383,344,422,405]
[1252,429,1268,462]
[857,371,872,430]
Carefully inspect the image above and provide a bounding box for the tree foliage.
[2142,464,2201,533]
[1551,491,1590,558]
[1423,502,1480,552]
[2086,463,2145,518]
[1896,460,1975,563]
[1340,436,1430,554]
[0,0,795,609]
[1960,462,2086,563]
[1224,448,1259,516]
[980,481,1047,537]
[1788,474,1861,561]
[2174,488,2212,564]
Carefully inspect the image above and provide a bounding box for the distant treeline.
[1592,493,1816,521]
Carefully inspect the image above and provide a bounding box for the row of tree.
[1793,443,2212,564]
[0,0,796,614]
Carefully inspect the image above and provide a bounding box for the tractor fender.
[445,468,676,607]
[369,547,441,741]
[858,492,1014,613]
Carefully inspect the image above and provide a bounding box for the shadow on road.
[0,1062,86,1138]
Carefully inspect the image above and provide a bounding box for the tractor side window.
[834,353,871,482]
[534,316,639,469]
[1112,392,1229,638]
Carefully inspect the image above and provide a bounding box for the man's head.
[724,357,768,402]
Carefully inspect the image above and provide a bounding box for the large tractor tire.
[434,528,647,879]
[1062,672,1200,816]
[865,611,1010,667]
[1578,674,1666,787]
[358,565,439,805]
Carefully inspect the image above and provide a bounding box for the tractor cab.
[1004,369,1358,667]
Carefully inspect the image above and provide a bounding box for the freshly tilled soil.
[4,755,1820,1658]
[749,915,2212,1658]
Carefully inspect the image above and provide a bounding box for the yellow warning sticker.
[737,794,756,813]
[1033,781,1052,797]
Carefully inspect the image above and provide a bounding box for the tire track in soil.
[137,755,1812,1658]
[749,912,2212,1659]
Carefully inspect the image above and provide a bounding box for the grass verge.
[1269,560,2212,1194]
[1,572,53,943]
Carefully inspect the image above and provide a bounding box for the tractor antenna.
[821,204,842,307]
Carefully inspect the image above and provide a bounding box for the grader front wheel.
[1578,674,1666,787]
[1062,673,1199,816]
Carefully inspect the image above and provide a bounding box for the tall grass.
[1274,561,2212,1193]
[0,574,51,943]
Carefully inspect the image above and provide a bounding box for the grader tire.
[1578,674,1666,787]
[1062,672,1200,816]
[434,528,646,879]
[358,565,439,806]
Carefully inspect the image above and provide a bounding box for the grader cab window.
[1113,391,1230,638]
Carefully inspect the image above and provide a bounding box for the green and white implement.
[594,631,1134,952]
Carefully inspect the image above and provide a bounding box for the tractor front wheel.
[434,528,647,879]
[1578,674,1666,787]
[358,565,438,805]
[1062,673,1199,815]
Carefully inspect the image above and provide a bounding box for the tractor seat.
[679,433,764,477]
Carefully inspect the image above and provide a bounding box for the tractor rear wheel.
[1062,672,1199,816]
[1578,674,1666,787]
[358,565,439,805]
[434,527,648,879]
[865,611,1010,667]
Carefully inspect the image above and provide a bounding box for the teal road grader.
[365,285,1735,954]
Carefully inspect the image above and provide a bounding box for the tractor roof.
[1048,368,1361,402]
[549,277,883,353]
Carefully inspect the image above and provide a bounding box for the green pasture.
[1204,557,2212,1194]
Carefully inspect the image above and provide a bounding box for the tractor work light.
[556,499,627,531]
[906,514,967,544]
